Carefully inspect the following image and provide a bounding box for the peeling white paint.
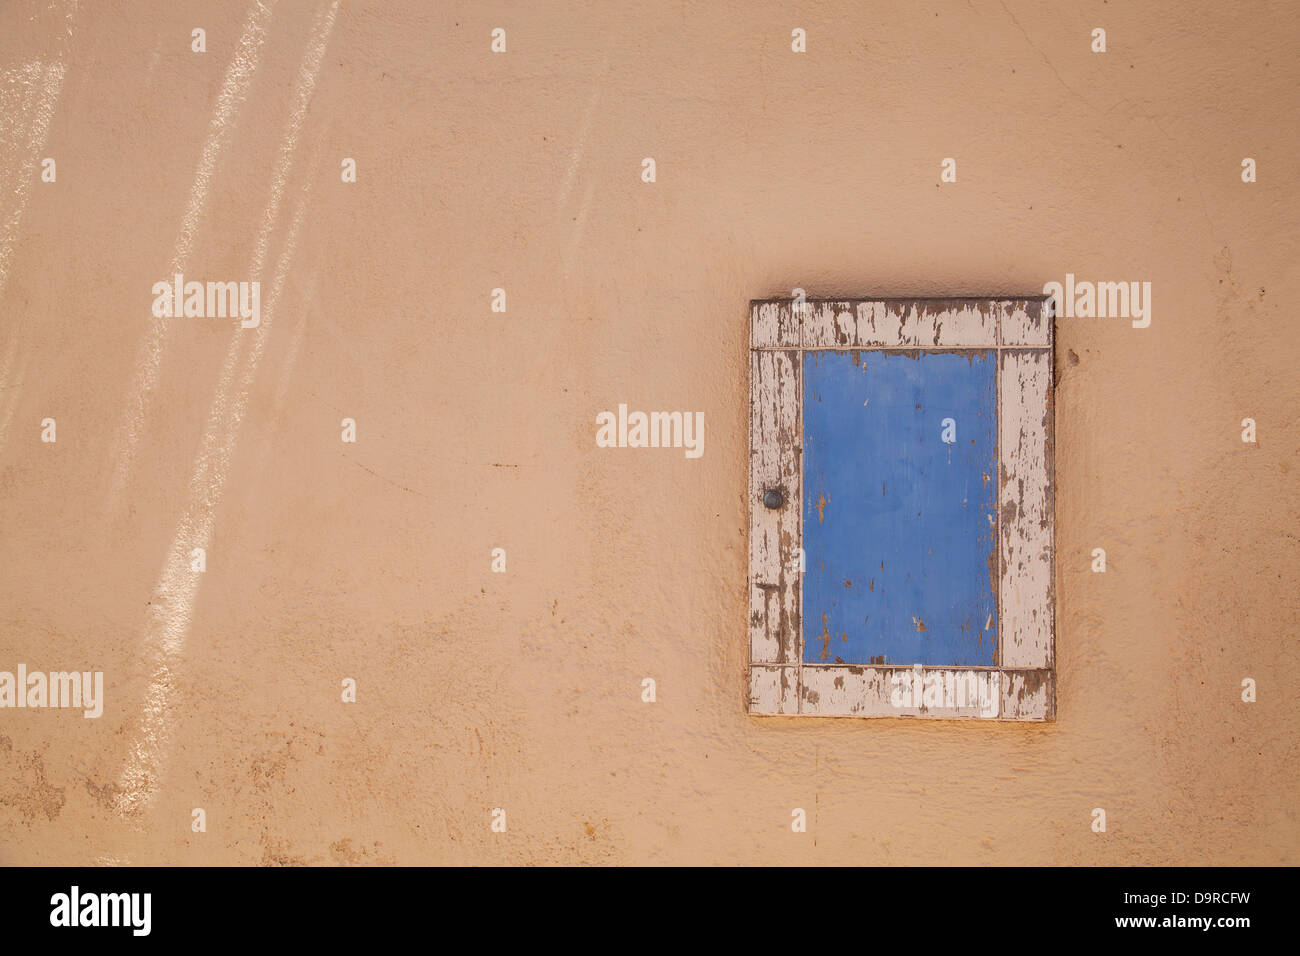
[1000,349,1053,669]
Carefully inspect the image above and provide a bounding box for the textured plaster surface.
[0,0,1297,864]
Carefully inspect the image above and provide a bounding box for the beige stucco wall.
[0,0,1296,864]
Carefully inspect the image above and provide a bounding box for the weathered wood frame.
[748,298,1055,721]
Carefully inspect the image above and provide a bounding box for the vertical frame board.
[747,298,1055,721]
[748,301,802,713]
[999,349,1054,671]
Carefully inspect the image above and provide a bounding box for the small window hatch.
[748,297,1055,720]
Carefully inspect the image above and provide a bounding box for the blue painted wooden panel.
[802,350,998,666]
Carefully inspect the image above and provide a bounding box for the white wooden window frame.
[748,297,1056,721]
